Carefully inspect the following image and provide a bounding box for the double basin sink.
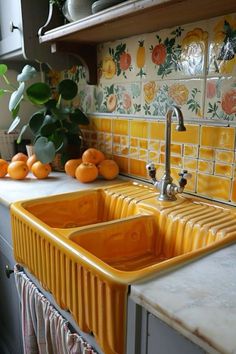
[11,181,236,354]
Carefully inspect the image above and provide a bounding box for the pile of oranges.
[0,148,119,183]
[0,152,51,180]
[65,148,119,183]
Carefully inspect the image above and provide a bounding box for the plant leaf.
[34,137,56,163]
[70,109,89,125]
[26,82,51,104]
[9,82,25,111]
[29,113,45,134]
[17,65,37,82]
[0,64,8,76]
[58,79,78,100]
[7,116,20,133]
[17,124,28,143]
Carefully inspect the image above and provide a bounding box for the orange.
[11,152,28,163]
[75,162,98,183]
[27,154,38,170]
[82,148,105,166]
[65,158,82,178]
[98,159,119,180]
[0,159,9,178]
[31,161,52,179]
[8,161,29,180]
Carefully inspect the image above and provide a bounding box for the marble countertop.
[0,171,125,207]
[131,244,236,354]
[0,172,235,354]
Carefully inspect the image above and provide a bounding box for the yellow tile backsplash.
[83,115,236,205]
[201,126,235,149]
[197,174,231,201]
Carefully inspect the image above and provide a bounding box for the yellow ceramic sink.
[10,181,236,354]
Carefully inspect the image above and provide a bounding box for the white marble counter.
[131,244,236,354]
[0,172,125,206]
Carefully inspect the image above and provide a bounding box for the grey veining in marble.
[131,244,236,354]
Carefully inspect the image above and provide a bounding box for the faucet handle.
[179,169,192,180]
[178,169,192,188]
[146,162,156,179]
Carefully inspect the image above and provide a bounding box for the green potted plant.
[0,64,89,165]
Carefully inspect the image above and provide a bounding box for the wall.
[51,12,236,206]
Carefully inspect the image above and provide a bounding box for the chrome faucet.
[147,105,191,201]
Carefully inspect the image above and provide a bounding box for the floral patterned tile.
[98,37,138,84]
[141,79,204,119]
[146,20,208,80]
[208,13,236,76]
[77,85,95,113]
[205,76,236,120]
[95,82,141,114]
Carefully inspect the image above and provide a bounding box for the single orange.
[8,161,29,180]
[11,152,28,163]
[75,162,98,183]
[98,159,119,180]
[31,161,52,179]
[82,148,105,165]
[26,154,38,170]
[65,158,82,178]
[0,159,9,178]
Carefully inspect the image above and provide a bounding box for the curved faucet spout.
[164,105,186,182]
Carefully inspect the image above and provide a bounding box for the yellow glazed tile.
[139,149,148,160]
[113,119,128,135]
[148,140,161,151]
[160,143,182,155]
[149,122,165,140]
[183,158,198,171]
[200,126,235,149]
[113,145,120,155]
[231,179,236,203]
[215,163,233,178]
[160,154,182,167]
[130,121,148,139]
[104,134,112,143]
[172,124,199,144]
[113,155,128,173]
[130,138,138,147]
[90,117,112,133]
[148,151,159,163]
[121,147,129,156]
[130,147,138,157]
[199,147,214,160]
[197,174,231,201]
[184,145,198,158]
[113,135,120,144]
[139,140,148,149]
[198,160,214,174]
[120,136,129,145]
[215,150,234,163]
[129,158,147,178]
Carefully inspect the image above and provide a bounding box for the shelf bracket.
[50,41,97,85]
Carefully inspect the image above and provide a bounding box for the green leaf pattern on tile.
[150,27,184,78]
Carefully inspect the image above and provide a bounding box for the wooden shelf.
[40,0,236,44]
[39,0,236,84]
